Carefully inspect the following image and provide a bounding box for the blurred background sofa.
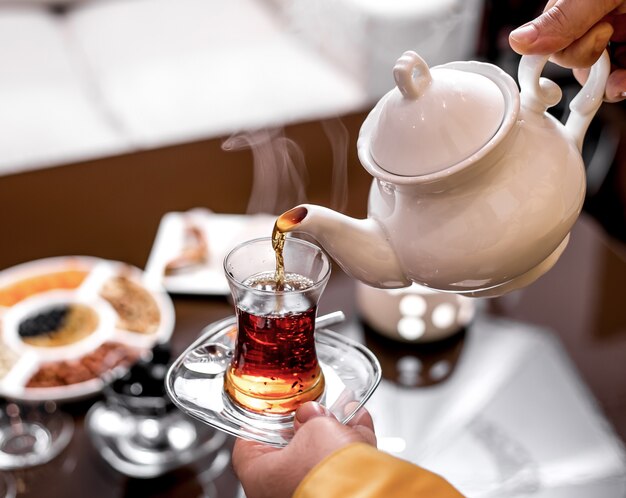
[0,0,485,175]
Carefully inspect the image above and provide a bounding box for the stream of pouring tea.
[271,206,308,291]
[271,223,286,290]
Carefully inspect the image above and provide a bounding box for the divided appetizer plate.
[0,257,175,402]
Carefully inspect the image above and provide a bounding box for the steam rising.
[222,129,307,215]
[322,119,349,213]
[222,118,349,215]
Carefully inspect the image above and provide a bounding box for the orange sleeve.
[294,443,465,498]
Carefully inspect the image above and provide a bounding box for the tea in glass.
[223,236,330,415]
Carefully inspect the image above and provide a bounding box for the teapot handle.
[519,50,611,152]
[565,50,611,151]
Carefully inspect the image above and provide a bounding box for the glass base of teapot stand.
[85,402,228,478]
[165,316,382,447]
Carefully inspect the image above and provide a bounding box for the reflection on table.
[350,317,626,497]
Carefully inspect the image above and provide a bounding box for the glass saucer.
[165,316,382,447]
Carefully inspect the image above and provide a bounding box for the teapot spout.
[277,205,410,289]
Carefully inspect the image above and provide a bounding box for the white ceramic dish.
[275,50,611,296]
[0,256,175,402]
[145,210,276,295]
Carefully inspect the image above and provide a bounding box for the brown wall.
[0,111,372,271]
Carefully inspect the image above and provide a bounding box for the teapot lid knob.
[393,51,432,100]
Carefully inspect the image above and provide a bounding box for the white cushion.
[275,0,486,98]
[0,6,130,174]
[65,0,368,148]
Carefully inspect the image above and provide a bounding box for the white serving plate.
[145,210,276,295]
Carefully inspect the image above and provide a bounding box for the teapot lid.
[369,51,506,176]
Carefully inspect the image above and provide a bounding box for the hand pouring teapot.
[277,50,611,297]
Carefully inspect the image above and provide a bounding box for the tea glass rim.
[223,236,331,296]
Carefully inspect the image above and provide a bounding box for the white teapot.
[278,50,610,297]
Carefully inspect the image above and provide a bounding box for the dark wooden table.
[1,111,625,497]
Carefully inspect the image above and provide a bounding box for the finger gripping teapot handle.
[565,50,611,151]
